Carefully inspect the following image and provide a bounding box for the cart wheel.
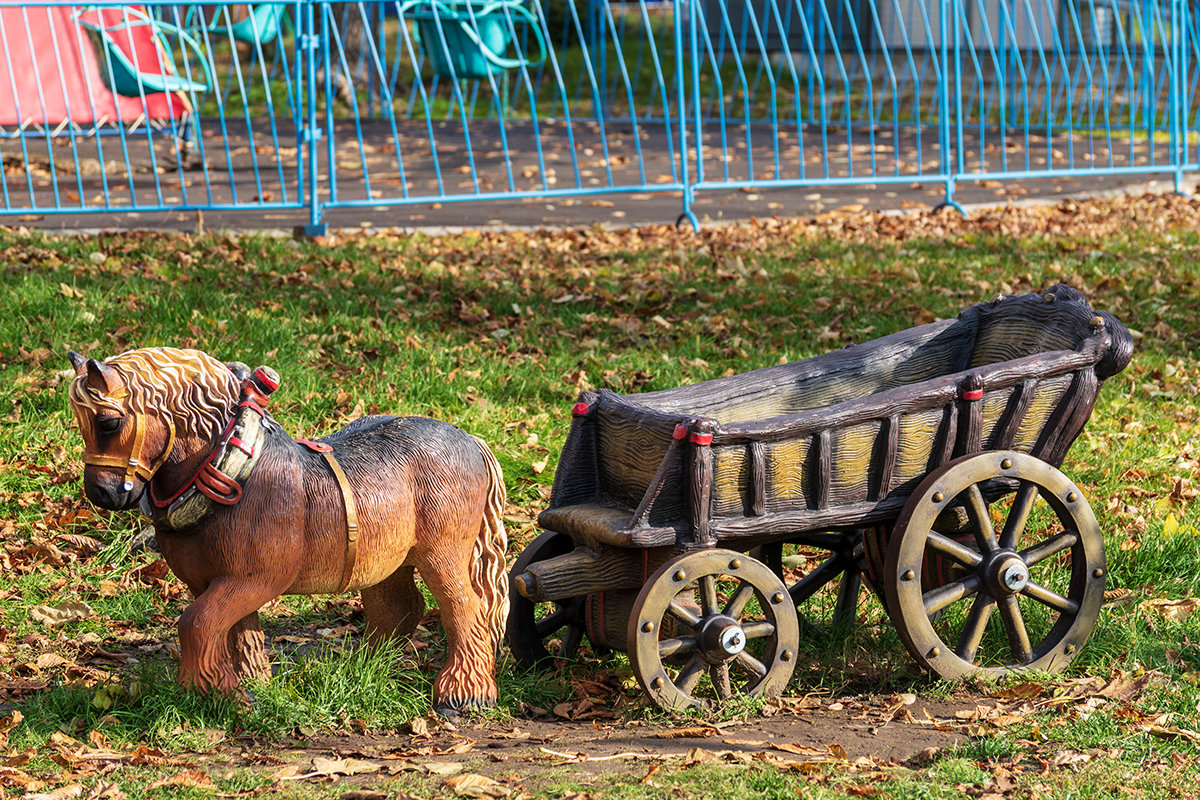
[507,531,592,669]
[885,451,1105,680]
[627,549,800,711]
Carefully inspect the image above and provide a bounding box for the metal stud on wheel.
[884,451,1105,679]
[627,549,801,711]
[507,531,590,669]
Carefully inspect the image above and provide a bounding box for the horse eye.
[97,416,122,435]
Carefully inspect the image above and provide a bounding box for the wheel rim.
[507,531,590,669]
[885,451,1105,679]
[628,549,800,711]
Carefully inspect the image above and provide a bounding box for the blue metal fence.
[0,0,1194,230]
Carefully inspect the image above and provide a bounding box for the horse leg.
[416,552,497,715]
[177,578,282,694]
[362,565,425,645]
[227,612,271,683]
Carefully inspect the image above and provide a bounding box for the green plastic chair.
[399,0,547,80]
[185,3,291,46]
[74,6,214,97]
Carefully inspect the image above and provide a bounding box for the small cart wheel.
[885,451,1105,680]
[507,531,592,669]
[627,549,801,711]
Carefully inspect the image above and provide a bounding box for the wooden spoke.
[534,608,571,638]
[724,582,755,619]
[667,599,702,629]
[926,530,984,567]
[1021,580,1079,615]
[711,664,732,700]
[557,624,583,659]
[966,484,999,553]
[734,650,769,678]
[998,595,1033,664]
[658,637,697,660]
[923,574,982,616]
[700,575,719,616]
[1020,531,1079,566]
[741,621,776,640]
[955,594,996,663]
[675,656,706,695]
[1000,481,1040,551]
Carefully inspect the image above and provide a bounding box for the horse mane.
[70,348,238,440]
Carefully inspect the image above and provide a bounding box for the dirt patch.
[253,693,976,789]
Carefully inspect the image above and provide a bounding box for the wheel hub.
[986,552,1029,596]
[699,615,746,663]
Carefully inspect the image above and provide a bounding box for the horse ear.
[68,351,88,377]
[85,358,124,397]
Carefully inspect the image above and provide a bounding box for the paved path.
[2,116,1191,233]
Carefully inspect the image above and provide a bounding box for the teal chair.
[74,6,214,97]
[399,0,547,80]
[186,3,291,46]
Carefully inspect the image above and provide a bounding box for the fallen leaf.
[29,602,92,628]
[1140,597,1199,622]
[443,773,511,797]
[144,770,213,791]
[649,726,716,739]
[25,785,84,800]
[0,711,23,747]
[310,757,380,777]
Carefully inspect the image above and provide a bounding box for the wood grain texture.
[828,421,880,507]
[539,285,1132,551]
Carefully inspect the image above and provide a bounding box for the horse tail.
[470,436,509,653]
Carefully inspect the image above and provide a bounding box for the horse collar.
[143,399,270,532]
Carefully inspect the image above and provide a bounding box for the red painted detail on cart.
[673,424,688,440]
[962,389,984,401]
[690,432,714,446]
[572,402,590,416]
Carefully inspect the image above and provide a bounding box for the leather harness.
[295,438,360,593]
[110,368,362,594]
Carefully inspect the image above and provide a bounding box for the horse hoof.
[433,696,495,717]
[432,702,461,719]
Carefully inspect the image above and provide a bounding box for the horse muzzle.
[83,468,144,510]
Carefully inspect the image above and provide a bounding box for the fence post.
[300,0,328,236]
[935,0,965,215]
[1172,0,1187,194]
[676,0,699,229]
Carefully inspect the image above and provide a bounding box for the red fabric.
[0,4,186,127]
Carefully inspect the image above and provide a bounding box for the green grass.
[3,195,1200,797]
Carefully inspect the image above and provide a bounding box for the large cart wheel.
[507,531,591,669]
[885,451,1105,680]
[627,549,801,711]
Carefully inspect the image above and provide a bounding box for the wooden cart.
[508,285,1134,711]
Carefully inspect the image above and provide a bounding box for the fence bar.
[1,0,1196,227]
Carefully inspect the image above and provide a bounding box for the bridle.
[80,388,177,492]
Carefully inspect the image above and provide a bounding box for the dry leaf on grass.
[1139,597,1200,622]
[443,773,512,798]
[649,726,716,739]
[29,602,91,628]
[24,785,84,800]
[143,770,213,791]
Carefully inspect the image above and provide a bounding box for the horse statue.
[66,347,508,714]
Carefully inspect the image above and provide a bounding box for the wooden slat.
[811,429,831,511]
[990,377,1038,450]
[750,440,766,516]
[873,414,899,501]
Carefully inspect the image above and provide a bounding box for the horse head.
[67,348,238,511]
